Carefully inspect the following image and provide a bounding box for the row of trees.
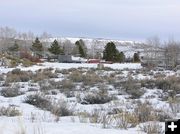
[103,42,140,62]
[7,37,140,63]
[143,36,180,68]
[48,39,87,57]
[8,38,88,58]
[0,26,51,40]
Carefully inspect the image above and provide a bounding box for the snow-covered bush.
[55,69,69,74]
[155,110,172,122]
[122,76,144,99]
[0,74,4,81]
[24,93,52,111]
[139,122,164,134]
[141,79,156,89]
[134,101,156,123]
[88,109,102,123]
[113,111,139,129]
[77,112,89,123]
[168,97,180,116]
[0,106,21,117]
[82,72,103,86]
[24,94,73,117]
[51,101,73,117]
[61,79,74,90]
[69,70,83,82]
[81,89,115,104]
[39,79,74,94]
[1,85,24,97]
[33,68,58,82]
[39,80,54,93]
[156,76,180,90]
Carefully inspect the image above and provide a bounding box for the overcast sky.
[0,0,180,41]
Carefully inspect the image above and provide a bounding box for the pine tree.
[133,52,140,62]
[103,42,120,62]
[75,39,87,58]
[48,40,63,55]
[116,51,125,63]
[32,37,43,52]
[8,41,19,51]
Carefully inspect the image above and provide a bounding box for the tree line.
[0,26,51,40]
[7,37,140,63]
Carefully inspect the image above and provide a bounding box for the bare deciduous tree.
[0,26,17,39]
[0,27,17,51]
[142,36,162,67]
[62,40,74,55]
[40,32,52,39]
[164,39,180,68]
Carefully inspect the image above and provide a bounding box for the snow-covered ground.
[0,62,142,74]
[0,117,142,134]
[0,62,179,134]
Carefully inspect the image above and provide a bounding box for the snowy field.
[0,62,179,134]
[0,62,142,74]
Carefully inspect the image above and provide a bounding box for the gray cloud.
[0,0,180,40]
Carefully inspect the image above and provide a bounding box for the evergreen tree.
[103,42,120,62]
[116,51,125,63]
[133,52,140,62]
[8,41,19,51]
[75,39,87,58]
[32,37,43,52]
[48,40,63,55]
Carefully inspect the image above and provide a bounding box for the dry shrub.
[141,76,180,93]
[20,50,41,62]
[81,89,114,104]
[61,79,74,90]
[51,101,73,117]
[1,85,24,97]
[39,79,74,94]
[154,73,166,79]
[39,80,54,93]
[155,76,180,93]
[82,72,102,85]
[24,94,73,117]
[168,97,180,116]
[69,70,83,82]
[77,112,89,123]
[55,69,72,75]
[106,76,116,85]
[139,122,164,134]
[0,74,4,81]
[33,68,58,82]
[41,68,57,78]
[6,69,33,83]
[64,91,75,98]
[113,111,139,129]
[89,109,102,123]
[24,93,52,111]
[78,109,111,128]
[44,80,61,89]
[141,79,156,89]
[134,101,157,123]
[155,110,172,122]
[0,106,21,117]
[39,84,53,92]
[122,76,144,99]
[21,58,35,67]
[102,67,115,71]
